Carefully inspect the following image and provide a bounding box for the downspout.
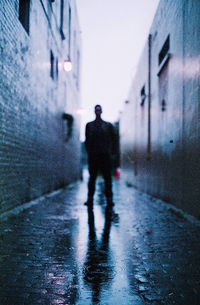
[147,34,152,160]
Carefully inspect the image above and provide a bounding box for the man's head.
[94,105,102,117]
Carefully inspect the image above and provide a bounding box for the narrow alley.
[1,1,200,304]
[0,170,200,305]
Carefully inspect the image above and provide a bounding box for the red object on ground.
[115,167,120,178]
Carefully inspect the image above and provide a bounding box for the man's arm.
[110,123,117,154]
[85,123,89,152]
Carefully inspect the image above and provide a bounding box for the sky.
[76,0,160,140]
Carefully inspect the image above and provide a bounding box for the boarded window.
[19,0,30,35]
[158,35,170,65]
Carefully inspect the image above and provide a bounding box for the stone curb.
[139,190,200,226]
[0,182,78,222]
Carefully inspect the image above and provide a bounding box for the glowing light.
[64,59,72,72]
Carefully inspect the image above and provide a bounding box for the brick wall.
[0,0,81,213]
[120,0,200,217]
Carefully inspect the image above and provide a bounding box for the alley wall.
[0,0,81,213]
[120,0,200,217]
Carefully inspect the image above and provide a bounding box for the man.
[85,105,115,207]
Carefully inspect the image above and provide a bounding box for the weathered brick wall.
[0,0,81,213]
[120,0,200,217]
[181,0,200,215]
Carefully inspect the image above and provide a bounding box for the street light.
[64,58,72,72]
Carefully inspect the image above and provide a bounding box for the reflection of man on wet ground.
[83,207,114,304]
[84,105,115,207]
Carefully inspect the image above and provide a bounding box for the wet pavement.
[0,170,200,305]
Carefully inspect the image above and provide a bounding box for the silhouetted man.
[85,105,115,207]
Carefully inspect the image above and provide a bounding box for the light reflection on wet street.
[0,170,200,304]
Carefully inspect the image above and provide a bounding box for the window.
[158,35,170,112]
[50,51,54,79]
[68,4,71,56]
[19,0,30,35]
[56,58,59,80]
[140,85,146,106]
[60,0,65,39]
[158,35,170,65]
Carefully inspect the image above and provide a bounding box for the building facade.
[120,0,200,217]
[0,0,81,213]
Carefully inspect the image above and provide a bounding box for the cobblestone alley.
[0,170,200,305]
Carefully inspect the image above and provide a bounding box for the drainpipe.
[147,34,152,160]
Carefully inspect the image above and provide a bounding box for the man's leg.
[87,170,98,202]
[85,155,98,206]
[101,155,114,206]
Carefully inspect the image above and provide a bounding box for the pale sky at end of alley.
[76,0,160,140]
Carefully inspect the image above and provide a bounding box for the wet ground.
[0,170,200,305]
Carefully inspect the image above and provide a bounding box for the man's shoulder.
[86,120,95,127]
[103,120,114,128]
[99,119,112,125]
[86,120,113,128]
